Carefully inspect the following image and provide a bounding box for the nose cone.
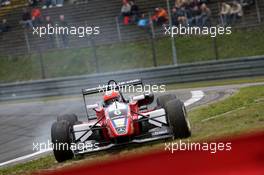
[107,116,134,138]
[112,117,127,135]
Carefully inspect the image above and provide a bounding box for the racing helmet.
[103,90,120,103]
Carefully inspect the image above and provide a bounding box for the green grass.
[0,26,264,83]
[1,85,264,175]
[0,156,56,175]
[190,85,264,139]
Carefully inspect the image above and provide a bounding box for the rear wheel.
[51,120,74,162]
[165,99,191,138]
[157,94,177,108]
[57,114,78,126]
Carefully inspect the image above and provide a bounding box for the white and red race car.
[51,79,191,162]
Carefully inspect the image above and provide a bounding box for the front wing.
[72,108,172,155]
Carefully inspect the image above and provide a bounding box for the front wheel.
[57,114,78,126]
[165,99,191,139]
[51,120,74,162]
[157,94,177,108]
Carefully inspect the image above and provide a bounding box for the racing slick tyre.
[51,120,74,162]
[165,99,191,139]
[157,94,177,108]
[57,114,78,126]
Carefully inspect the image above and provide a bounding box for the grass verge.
[189,85,264,139]
[1,85,264,175]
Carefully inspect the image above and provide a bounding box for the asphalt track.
[0,82,263,167]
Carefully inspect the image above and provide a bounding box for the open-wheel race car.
[51,79,191,162]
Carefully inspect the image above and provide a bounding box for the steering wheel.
[107,80,118,86]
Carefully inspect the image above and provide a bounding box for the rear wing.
[82,79,143,95]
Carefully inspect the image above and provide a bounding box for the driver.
[103,90,121,106]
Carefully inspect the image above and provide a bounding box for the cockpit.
[106,102,129,119]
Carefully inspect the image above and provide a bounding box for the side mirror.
[132,94,145,101]
[132,93,154,106]
[137,93,154,106]
[86,104,99,109]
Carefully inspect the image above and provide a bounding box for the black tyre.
[157,94,177,108]
[51,120,74,162]
[165,99,191,138]
[57,114,78,126]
